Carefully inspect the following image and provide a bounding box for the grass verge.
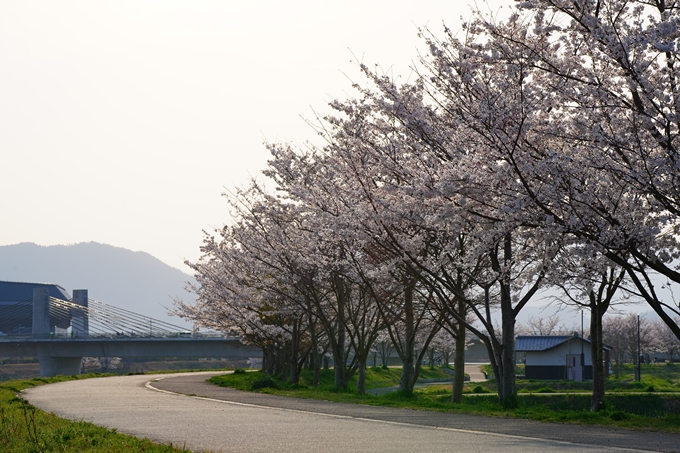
[210,365,680,433]
[1,373,192,453]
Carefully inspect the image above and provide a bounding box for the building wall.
[526,365,593,380]
[524,339,593,367]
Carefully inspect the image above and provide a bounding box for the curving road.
[23,372,680,453]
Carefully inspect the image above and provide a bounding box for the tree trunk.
[332,339,347,389]
[498,234,516,406]
[398,280,417,395]
[379,341,391,369]
[427,348,435,368]
[289,319,300,384]
[400,356,416,395]
[279,344,289,381]
[590,299,605,412]
[263,345,274,375]
[356,359,367,394]
[309,314,321,387]
[332,273,349,390]
[449,265,468,402]
[451,317,466,403]
[499,307,516,404]
[442,349,452,366]
[313,352,321,387]
[589,267,622,411]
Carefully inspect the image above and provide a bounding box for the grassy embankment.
[210,363,680,432]
[0,374,193,453]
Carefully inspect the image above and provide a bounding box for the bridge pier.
[36,349,82,377]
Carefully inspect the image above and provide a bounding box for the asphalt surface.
[23,372,680,453]
[368,363,485,394]
[465,363,487,382]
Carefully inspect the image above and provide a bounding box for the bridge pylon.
[33,288,83,377]
[32,287,50,339]
[71,289,89,338]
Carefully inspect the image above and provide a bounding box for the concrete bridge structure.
[0,284,261,377]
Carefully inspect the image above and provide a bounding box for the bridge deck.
[0,337,262,358]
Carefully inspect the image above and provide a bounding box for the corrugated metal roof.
[516,335,580,352]
[0,281,71,302]
[516,335,612,351]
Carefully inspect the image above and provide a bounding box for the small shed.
[515,334,611,381]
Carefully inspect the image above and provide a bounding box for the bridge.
[0,284,260,377]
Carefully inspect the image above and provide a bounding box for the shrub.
[536,387,556,393]
[232,368,246,375]
[250,376,279,390]
[609,410,628,421]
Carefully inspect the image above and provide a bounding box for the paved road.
[369,363,487,395]
[23,372,680,453]
[465,362,488,382]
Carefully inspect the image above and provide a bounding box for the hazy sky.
[0,0,515,271]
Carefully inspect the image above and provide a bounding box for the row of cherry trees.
[602,314,680,376]
[176,0,680,410]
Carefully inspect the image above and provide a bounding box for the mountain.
[0,242,195,328]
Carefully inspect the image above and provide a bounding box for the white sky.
[1,0,511,272]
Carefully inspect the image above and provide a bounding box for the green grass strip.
[210,366,680,433]
[0,373,191,453]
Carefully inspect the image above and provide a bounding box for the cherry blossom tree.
[345,24,562,404]
[175,184,331,383]
[265,103,449,395]
[428,329,459,368]
[603,313,655,377]
[396,0,680,401]
[518,315,565,336]
[373,331,395,369]
[81,357,121,373]
[651,317,680,364]
[547,245,628,410]
[475,0,680,337]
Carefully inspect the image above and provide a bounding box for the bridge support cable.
[0,299,33,336]
[47,297,189,338]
